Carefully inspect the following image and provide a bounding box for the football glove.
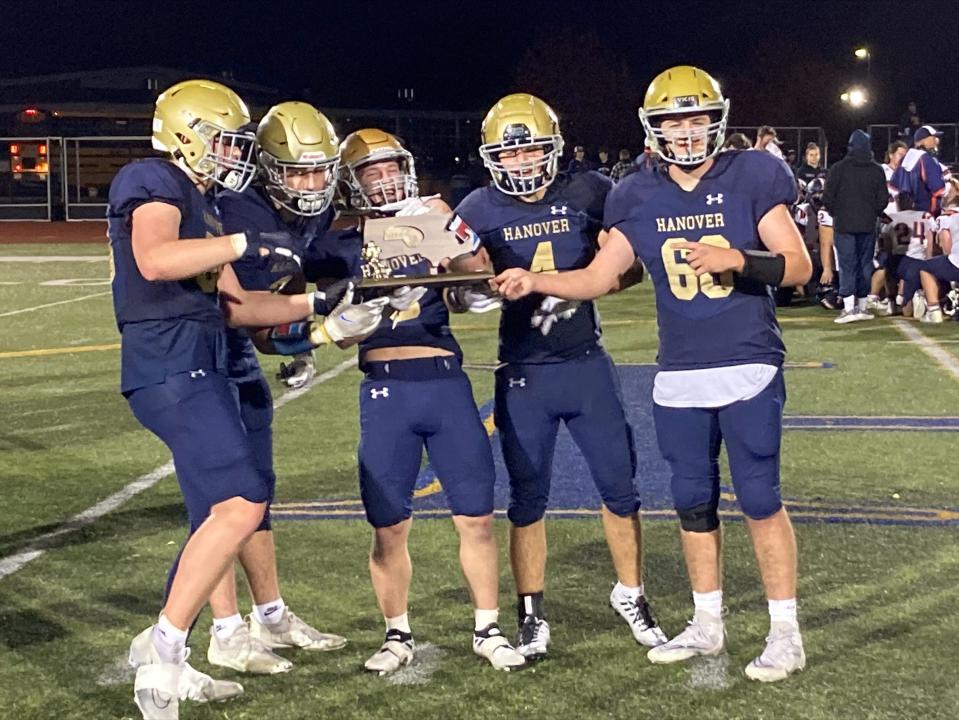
[316,294,390,344]
[311,278,356,317]
[530,295,579,336]
[387,285,429,311]
[236,228,302,268]
[445,283,502,314]
[276,352,316,389]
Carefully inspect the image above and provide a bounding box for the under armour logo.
[550,205,568,215]
[508,378,526,388]
[370,387,390,399]
[706,193,724,205]
[189,369,206,378]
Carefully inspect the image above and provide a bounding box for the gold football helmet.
[257,102,340,216]
[152,79,257,191]
[479,93,563,196]
[638,66,729,166]
[339,128,418,212]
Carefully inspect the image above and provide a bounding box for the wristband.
[228,232,248,259]
[737,249,786,286]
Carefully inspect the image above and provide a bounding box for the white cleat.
[647,611,725,664]
[208,622,293,675]
[515,615,550,661]
[610,590,668,647]
[473,624,527,672]
[921,308,944,324]
[130,627,243,703]
[129,626,181,720]
[744,622,806,683]
[912,291,927,319]
[364,630,414,675]
[833,309,861,324]
[249,609,347,651]
[876,299,894,316]
[854,309,875,320]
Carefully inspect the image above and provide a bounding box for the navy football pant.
[897,256,926,305]
[653,370,785,521]
[494,349,639,526]
[921,255,959,283]
[358,356,495,528]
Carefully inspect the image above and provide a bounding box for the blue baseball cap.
[914,125,943,144]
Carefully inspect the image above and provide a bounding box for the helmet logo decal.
[673,95,700,108]
[503,123,532,144]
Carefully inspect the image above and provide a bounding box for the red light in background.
[24,108,38,116]
[14,164,22,172]
[10,143,19,154]
[39,144,47,155]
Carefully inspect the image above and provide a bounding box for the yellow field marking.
[0,342,120,359]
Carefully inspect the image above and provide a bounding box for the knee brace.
[676,501,720,533]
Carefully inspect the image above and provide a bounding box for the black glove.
[312,278,357,316]
[240,228,302,268]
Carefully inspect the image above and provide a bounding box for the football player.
[494,66,813,682]
[450,93,665,661]
[200,102,377,676]
[881,196,936,318]
[916,183,959,322]
[111,80,385,719]
[310,128,525,674]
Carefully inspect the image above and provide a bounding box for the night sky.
[5,0,959,140]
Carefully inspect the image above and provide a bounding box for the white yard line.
[0,290,112,318]
[892,319,959,382]
[0,356,356,580]
[0,256,108,263]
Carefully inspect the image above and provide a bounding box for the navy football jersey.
[308,226,462,359]
[107,158,227,393]
[604,150,793,371]
[453,171,610,363]
[216,184,334,381]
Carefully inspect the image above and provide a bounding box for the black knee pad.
[676,502,720,532]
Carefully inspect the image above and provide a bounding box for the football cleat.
[744,622,806,682]
[248,609,347,651]
[876,298,894,316]
[609,590,668,647]
[129,626,181,720]
[833,309,861,324]
[921,308,944,324]
[364,630,414,675]
[854,309,875,321]
[516,614,550,660]
[207,622,293,675]
[912,291,926,319]
[473,623,527,672]
[647,611,725,664]
[130,627,243,703]
[276,352,316,389]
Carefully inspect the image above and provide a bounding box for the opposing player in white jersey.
[919,189,959,323]
[881,196,936,317]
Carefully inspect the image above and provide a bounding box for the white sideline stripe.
[0,356,356,580]
[0,290,111,318]
[0,256,108,263]
[892,319,959,382]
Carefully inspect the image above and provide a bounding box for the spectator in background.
[794,143,823,184]
[722,133,752,151]
[891,126,947,214]
[755,125,784,160]
[566,145,590,174]
[881,140,908,216]
[634,137,659,171]
[785,148,797,167]
[610,148,632,183]
[899,101,922,145]
[596,149,611,176]
[823,130,890,323]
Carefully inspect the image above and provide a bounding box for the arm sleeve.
[108,161,185,219]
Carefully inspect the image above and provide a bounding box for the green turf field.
[2,244,958,720]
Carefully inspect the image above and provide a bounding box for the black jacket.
[823,138,888,234]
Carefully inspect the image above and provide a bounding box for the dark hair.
[805,142,820,152]
[723,133,752,150]
[885,140,907,163]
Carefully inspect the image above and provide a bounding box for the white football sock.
[474,608,499,631]
[692,590,723,619]
[867,294,879,303]
[768,598,798,626]
[386,612,411,634]
[252,597,286,626]
[612,581,644,600]
[152,614,188,664]
[843,295,855,312]
[856,297,867,312]
[212,613,245,641]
